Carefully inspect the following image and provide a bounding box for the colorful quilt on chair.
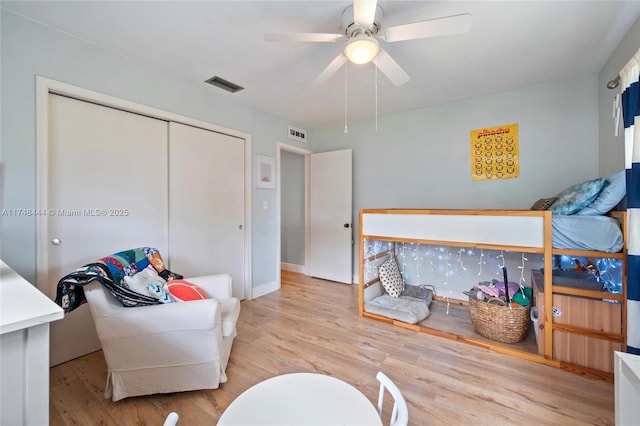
[55,247,183,314]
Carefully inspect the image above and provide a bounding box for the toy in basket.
[465,267,532,344]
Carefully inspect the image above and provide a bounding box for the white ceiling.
[3,1,640,128]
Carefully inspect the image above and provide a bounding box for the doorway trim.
[35,76,253,299]
[277,142,312,289]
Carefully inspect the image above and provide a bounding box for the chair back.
[163,412,179,426]
[376,371,408,426]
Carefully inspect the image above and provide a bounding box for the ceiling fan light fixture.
[344,35,379,64]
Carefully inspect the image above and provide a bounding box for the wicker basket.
[468,297,531,343]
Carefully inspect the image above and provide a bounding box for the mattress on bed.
[552,215,623,252]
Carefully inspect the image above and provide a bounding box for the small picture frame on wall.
[256,155,275,189]
[287,125,307,143]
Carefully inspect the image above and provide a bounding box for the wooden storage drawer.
[532,270,622,373]
[552,331,622,372]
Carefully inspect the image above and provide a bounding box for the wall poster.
[256,155,275,189]
[470,123,519,181]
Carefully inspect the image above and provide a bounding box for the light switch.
[263,200,268,210]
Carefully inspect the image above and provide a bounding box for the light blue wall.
[310,74,601,273]
[0,10,311,287]
[280,150,305,266]
[3,7,636,289]
[598,16,640,176]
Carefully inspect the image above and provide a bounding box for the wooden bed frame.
[358,209,627,380]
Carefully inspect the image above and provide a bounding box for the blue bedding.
[552,215,623,252]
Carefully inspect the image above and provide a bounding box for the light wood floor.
[50,270,615,425]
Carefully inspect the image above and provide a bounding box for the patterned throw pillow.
[530,197,557,211]
[123,265,167,298]
[147,283,175,303]
[378,257,404,298]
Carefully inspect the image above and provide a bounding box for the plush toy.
[466,280,532,307]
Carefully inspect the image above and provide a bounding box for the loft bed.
[358,208,627,379]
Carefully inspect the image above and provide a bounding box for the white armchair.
[83,273,240,401]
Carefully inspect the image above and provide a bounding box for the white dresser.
[1,260,63,425]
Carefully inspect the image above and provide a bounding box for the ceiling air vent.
[205,76,244,93]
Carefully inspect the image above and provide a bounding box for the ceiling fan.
[264,0,472,87]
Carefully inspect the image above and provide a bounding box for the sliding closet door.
[45,94,169,365]
[168,123,245,299]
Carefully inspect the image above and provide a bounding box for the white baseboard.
[251,279,279,299]
[279,265,358,285]
[281,262,305,274]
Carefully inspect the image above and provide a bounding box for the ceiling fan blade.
[373,49,410,86]
[353,0,377,26]
[381,13,472,42]
[311,53,348,86]
[264,33,344,43]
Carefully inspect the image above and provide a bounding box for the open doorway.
[277,143,354,289]
[277,143,312,287]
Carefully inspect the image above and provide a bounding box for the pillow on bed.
[378,257,404,298]
[550,177,608,215]
[575,170,626,215]
[530,197,557,210]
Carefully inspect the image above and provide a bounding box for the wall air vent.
[205,76,244,93]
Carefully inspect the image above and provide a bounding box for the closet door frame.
[35,76,253,299]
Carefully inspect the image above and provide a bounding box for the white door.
[43,94,169,366]
[168,122,246,299]
[309,149,353,283]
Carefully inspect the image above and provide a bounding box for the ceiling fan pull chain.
[344,60,349,134]
[375,63,378,131]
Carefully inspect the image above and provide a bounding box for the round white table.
[217,373,382,425]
